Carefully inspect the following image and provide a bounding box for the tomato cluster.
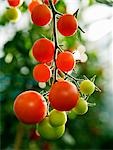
[12,0,99,140]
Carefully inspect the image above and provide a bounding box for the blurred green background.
[0,0,113,149]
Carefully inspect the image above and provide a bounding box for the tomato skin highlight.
[49,80,79,111]
[31,4,52,26]
[33,64,51,82]
[57,14,78,36]
[56,51,75,72]
[13,91,47,124]
[32,38,55,63]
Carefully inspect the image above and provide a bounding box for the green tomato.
[49,109,67,127]
[68,109,77,119]
[5,8,20,22]
[37,117,65,140]
[80,80,95,95]
[74,97,88,115]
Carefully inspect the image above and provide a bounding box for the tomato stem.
[73,9,79,18]
[49,0,62,83]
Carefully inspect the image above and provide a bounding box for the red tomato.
[57,14,78,36]
[48,80,79,111]
[7,0,23,7]
[43,0,58,5]
[32,38,55,63]
[31,4,52,26]
[56,51,75,72]
[13,91,47,124]
[33,64,51,82]
[28,0,42,13]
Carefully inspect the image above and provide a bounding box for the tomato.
[7,0,23,7]
[49,109,67,127]
[80,80,95,95]
[37,117,65,140]
[56,51,75,72]
[28,0,42,13]
[48,80,79,111]
[74,97,88,115]
[31,4,52,26]
[43,0,58,5]
[57,14,78,36]
[32,38,55,63]
[4,8,20,23]
[13,91,47,124]
[33,64,51,82]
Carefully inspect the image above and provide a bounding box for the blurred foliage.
[0,0,113,150]
[96,0,113,6]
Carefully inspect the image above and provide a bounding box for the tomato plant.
[12,0,100,140]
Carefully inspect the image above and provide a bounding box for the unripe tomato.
[32,38,55,63]
[74,97,88,115]
[7,0,23,7]
[43,0,58,5]
[28,0,42,13]
[57,14,78,36]
[13,91,47,124]
[37,117,65,140]
[80,80,95,95]
[49,109,67,127]
[4,8,21,22]
[68,109,77,119]
[31,4,52,26]
[33,64,51,82]
[49,80,79,111]
[56,51,75,72]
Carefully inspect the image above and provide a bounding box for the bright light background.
[0,0,113,130]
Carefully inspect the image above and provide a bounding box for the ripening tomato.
[28,0,42,13]
[7,0,23,7]
[13,91,47,124]
[48,80,79,111]
[56,51,75,72]
[32,38,55,63]
[43,0,58,5]
[31,4,52,26]
[4,8,21,22]
[80,80,95,95]
[57,14,78,36]
[33,64,51,82]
